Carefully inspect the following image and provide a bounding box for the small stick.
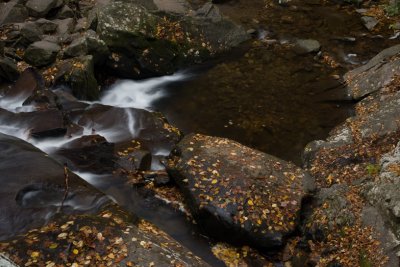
[59,163,70,212]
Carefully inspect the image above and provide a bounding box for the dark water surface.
[153,0,398,164]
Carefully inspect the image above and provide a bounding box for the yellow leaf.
[211,179,218,184]
[49,243,58,249]
[72,249,79,255]
[248,199,254,206]
[31,251,40,258]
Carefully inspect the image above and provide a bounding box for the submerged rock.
[166,133,314,250]
[294,39,321,54]
[361,16,378,31]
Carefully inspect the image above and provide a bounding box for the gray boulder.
[362,142,400,267]
[0,1,28,26]
[366,141,400,223]
[63,30,109,65]
[25,0,63,17]
[166,134,314,250]
[24,40,60,67]
[345,44,400,100]
[35,18,58,33]
[53,18,75,39]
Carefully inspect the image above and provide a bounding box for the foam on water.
[0,95,35,113]
[100,72,189,110]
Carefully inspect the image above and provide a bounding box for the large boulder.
[166,134,314,250]
[93,0,249,77]
[24,40,61,67]
[0,133,108,241]
[0,204,210,266]
[0,134,209,266]
[345,44,400,100]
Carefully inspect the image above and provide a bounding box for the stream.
[0,0,399,265]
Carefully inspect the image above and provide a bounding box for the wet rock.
[3,68,43,98]
[0,133,107,241]
[361,16,378,31]
[94,0,248,77]
[22,110,66,138]
[24,40,61,67]
[52,88,90,113]
[0,1,28,25]
[117,149,152,172]
[25,0,62,17]
[0,204,209,266]
[0,57,19,82]
[294,39,321,54]
[54,55,99,100]
[166,133,314,250]
[345,44,400,100]
[22,88,59,110]
[153,172,171,186]
[55,135,116,174]
[77,104,182,152]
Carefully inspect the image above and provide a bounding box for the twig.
[59,163,70,212]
